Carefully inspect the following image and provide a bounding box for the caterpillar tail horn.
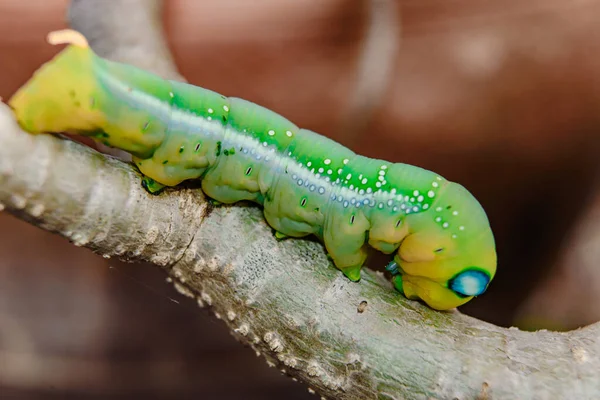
[8,29,105,135]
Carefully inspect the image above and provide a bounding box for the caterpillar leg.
[262,210,316,238]
[369,241,399,254]
[367,213,409,254]
[274,231,289,240]
[262,198,320,238]
[323,208,370,282]
[392,274,404,293]
[201,179,259,205]
[133,155,203,194]
[206,197,223,207]
[199,157,262,205]
[141,176,166,194]
[336,254,367,282]
[386,260,409,295]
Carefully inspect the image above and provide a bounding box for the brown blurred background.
[1,0,600,398]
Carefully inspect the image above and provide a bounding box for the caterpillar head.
[388,182,496,310]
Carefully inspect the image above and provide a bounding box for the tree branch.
[1,1,599,398]
[1,99,599,399]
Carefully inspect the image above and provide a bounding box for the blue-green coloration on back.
[9,30,497,311]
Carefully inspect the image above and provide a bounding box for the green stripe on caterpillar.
[9,29,497,311]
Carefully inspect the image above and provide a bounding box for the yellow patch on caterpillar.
[8,31,105,135]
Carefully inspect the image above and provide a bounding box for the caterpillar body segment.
[9,30,497,311]
[134,80,228,188]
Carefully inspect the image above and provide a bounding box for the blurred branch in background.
[69,0,183,81]
[336,0,399,146]
[516,177,600,331]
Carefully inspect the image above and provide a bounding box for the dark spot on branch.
[358,301,368,313]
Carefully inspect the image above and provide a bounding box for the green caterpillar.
[9,30,497,310]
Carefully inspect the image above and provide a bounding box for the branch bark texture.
[2,100,599,399]
[1,1,598,398]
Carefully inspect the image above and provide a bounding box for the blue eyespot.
[448,269,490,297]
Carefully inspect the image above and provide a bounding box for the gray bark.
[1,1,598,398]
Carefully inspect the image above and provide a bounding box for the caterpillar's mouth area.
[386,259,474,311]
